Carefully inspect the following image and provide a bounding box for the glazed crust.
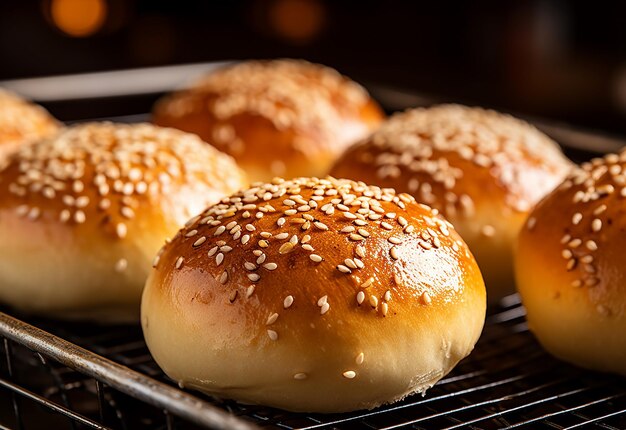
[516,152,626,375]
[0,122,247,321]
[331,104,573,301]
[0,89,60,156]
[142,177,486,412]
[153,59,384,182]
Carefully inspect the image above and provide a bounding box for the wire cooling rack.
[0,294,624,430]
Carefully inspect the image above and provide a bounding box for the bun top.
[152,60,384,182]
[0,122,246,234]
[150,176,484,330]
[333,104,572,215]
[158,59,373,144]
[521,151,626,315]
[0,89,60,146]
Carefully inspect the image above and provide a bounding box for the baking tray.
[0,63,625,429]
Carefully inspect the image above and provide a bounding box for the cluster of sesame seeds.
[1,122,244,274]
[344,104,572,222]
[529,151,626,315]
[157,60,370,157]
[161,177,464,382]
[0,89,59,144]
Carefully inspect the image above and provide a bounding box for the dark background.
[2,0,626,136]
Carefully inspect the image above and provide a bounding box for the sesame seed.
[175,256,184,269]
[344,259,357,269]
[266,313,278,325]
[246,285,255,298]
[349,233,365,241]
[586,240,598,251]
[314,221,329,230]
[256,254,266,264]
[344,212,357,219]
[216,253,224,265]
[562,249,573,259]
[389,246,399,260]
[384,290,391,301]
[572,213,583,225]
[568,238,582,248]
[208,246,218,257]
[302,244,314,251]
[317,295,328,306]
[310,254,323,263]
[421,291,432,305]
[381,222,393,230]
[293,373,307,380]
[337,264,352,274]
[361,277,374,288]
[356,291,365,305]
[381,302,388,316]
[343,371,356,379]
[244,262,257,271]
[114,258,128,272]
[357,228,370,237]
[320,302,330,315]
[481,225,495,237]
[284,295,294,309]
[277,217,285,227]
[152,255,160,268]
[279,242,295,254]
[72,210,85,224]
[248,273,260,282]
[369,295,378,308]
[591,218,602,232]
[193,237,207,247]
[341,226,356,233]
[267,330,278,341]
[355,353,364,365]
[264,262,278,271]
[275,232,289,240]
[241,234,250,245]
[219,271,228,284]
[571,279,583,288]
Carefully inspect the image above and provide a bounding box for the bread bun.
[331,104,573,301]
[152,59,384,182]
[0,122,247,321]
[141,177,485,412]
[516,152,626,375]
[0,89,60,158]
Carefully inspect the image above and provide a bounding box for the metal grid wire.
[0,294,624,430]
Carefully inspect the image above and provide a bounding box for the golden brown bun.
[152,59,384,182]
[331,104,573,302]
[516,152,626,375]
[0,122,247,321]
[141,177,486,412]
[0,89,60,159]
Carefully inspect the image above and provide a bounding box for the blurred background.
[1,0,626,136]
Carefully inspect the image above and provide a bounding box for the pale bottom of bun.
[141,283,484,413]
[0,225,152,323]
[452,209,526,304]
[516,255,626,376]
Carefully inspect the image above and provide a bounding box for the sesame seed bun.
[141,177,486,412]
[330,104,573,302]
[0,89,60,158]
[515,152,626,375]
[0,122,247,322]
[152,59,384,182]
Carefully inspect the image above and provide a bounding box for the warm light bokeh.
[50,0,107,37]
